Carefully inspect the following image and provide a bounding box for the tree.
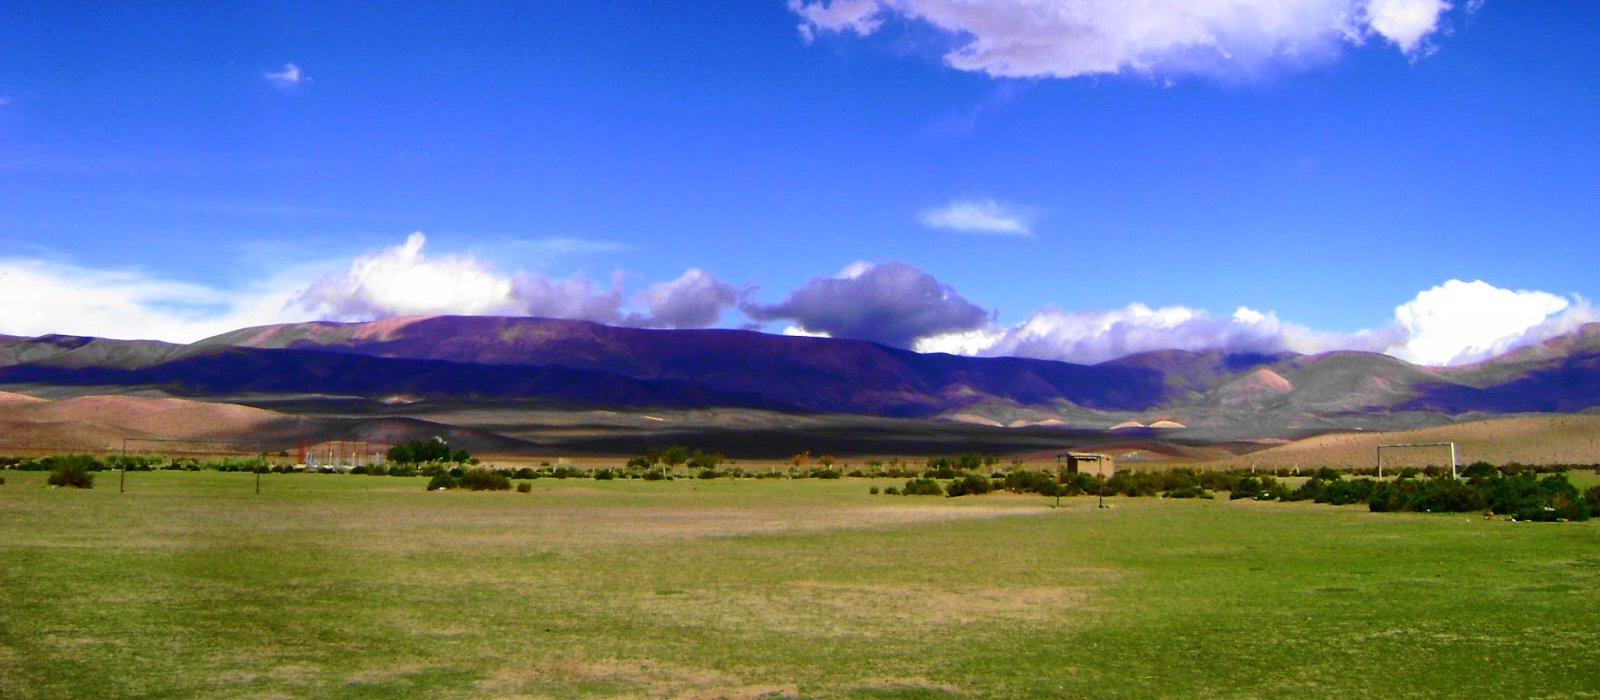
[817,455,837,468]
[387,437,455,464]
[661,445,689,468]
[688,450,724,470]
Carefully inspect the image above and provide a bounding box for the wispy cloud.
[0,258,318,343]
[264,62,309,88]
[787,0,882,43]
[498,237,636,256]
[917,198,1035,236]
[0,95,11,107]
[791,0,1472,80]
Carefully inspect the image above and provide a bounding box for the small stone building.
[1058,452,1115,479]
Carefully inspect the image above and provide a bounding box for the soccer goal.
[1375,442,1458,479]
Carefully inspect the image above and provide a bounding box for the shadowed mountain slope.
[1,318,1598,426]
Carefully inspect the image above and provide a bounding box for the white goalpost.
[1376,442,1458,479]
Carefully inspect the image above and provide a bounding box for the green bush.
[900,478,944,496]
[594,468,617,480]
[516,482,532,493]
[945,474,994,498]
[1162,484,1212,499]
[47,461,95,489]
[1230,476,1262,500]
[869,485,880,495]
[883,485,901,495]
[1003,470,1057,495]
[458,469,512,491]
[1368,472,1590,521]
[426,474,456,491]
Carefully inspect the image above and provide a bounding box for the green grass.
[2,471,1598,699]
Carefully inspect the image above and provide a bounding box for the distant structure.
[1057,452,1115,479]
[300,440,389,471]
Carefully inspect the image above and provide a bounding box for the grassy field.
[2,471,1598,699]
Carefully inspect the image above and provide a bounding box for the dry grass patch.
[476,657,796,699]
[629,582,1090,639]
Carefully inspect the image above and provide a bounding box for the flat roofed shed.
[1057,452,1114,478]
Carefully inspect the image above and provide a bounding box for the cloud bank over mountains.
[790,0,1468,79]
[1,231,1589,367]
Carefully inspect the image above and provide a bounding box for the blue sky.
[1,1,1596,365]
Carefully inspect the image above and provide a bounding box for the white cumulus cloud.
[915,278,1592,367]
[1382,280,1594,365]
[295,232,527,319]
[790,0,1465,79]
[917,198,1035,236]
[294,232,738,329]
[916,302,1340,363]
[265,62,309,88]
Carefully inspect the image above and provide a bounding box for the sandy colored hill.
[0,394,291,452]
[0,390,47,407]
[1213,414,1600,469]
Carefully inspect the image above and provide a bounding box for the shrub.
[1230,476,1262,500]
[426,474,456,491]
[945,474,994,498]
[869,485,880,495]
[47,461,95,489]
[1198,471,1240,492]
[458,469,512,491]
[900,478,944,496]
[594,468,617,480]
[1162,485,1212,499]
[1004,470,1057,495]
[0,476,6,485]
[924,465,959,480]
[516,482,532,493]
[883,486,900,495]
[642,469,667,481]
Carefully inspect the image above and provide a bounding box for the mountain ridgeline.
[2,316,1599,422]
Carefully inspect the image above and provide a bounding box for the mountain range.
[3,316,1598,441]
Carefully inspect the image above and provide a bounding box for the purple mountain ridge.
[2,317,1597,422]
